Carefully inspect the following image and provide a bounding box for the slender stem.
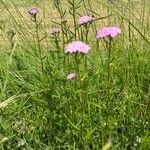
[81,55,88,149]
[60,17,65,49]
[54,35,60,49]
[72,2,77,40]
[80,27,84,41]
[85,24,89,43]
[75,53,80,74]
[80,87,84,148]
[35,17,44,77]
[75,54,85,148]
[105,37,112,139]
[107,38,112,103]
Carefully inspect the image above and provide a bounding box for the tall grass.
[0,0,150,149]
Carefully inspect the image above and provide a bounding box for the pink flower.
[65,41,90,54]
[50,28,60,35]
[97,26,121,38]
[67,73,76,79]
[79,15,95,25]
[28,7,38,16]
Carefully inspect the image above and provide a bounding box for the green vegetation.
[0,0,150,149]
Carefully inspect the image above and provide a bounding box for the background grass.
[0,0,150,149]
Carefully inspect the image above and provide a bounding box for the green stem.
[75,54,85,147]
[35,17,44,77]
[80,87,84,148]
[85,24,89,43]
[75,53,80,74]
[107,38,112,103]
[72,4,77,40]
[105,37,112,139]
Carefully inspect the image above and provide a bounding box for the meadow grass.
[0,0,150,149]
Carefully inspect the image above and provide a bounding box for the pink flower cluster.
[79,15,95,25]
[28,7,38,16]
[50,28,60,35]
[65,41,90,54]
[67,73,76,79]
[97,26,121,38]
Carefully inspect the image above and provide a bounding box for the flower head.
[79,15,95,25]
[97,26,121,38]
[65,41,90,54]
[67,73,76,79]
[50,28,60,36]
[27,7,38,16]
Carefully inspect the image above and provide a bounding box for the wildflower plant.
[1,0,150,149]
[79,15,95,42]
[65,40,91,146]
[65,40,90,80]
[27,7,39,21]
[27,7,45,77]
[97,26,121,138]
[50,28,61,49]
